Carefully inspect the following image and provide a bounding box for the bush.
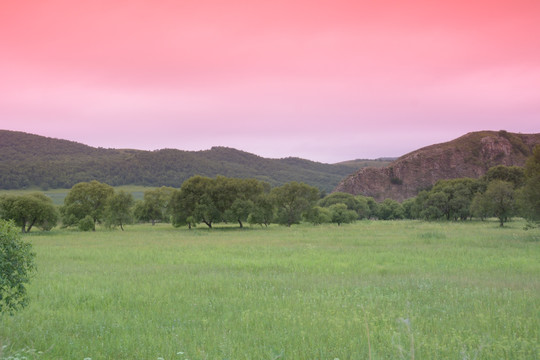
[78,215,95,232]
[0,220,36,314]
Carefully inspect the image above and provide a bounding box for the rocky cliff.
[334,130,540,201]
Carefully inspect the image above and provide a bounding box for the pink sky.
[1,0,539,162]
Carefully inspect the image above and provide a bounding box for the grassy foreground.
[1,221,539,359]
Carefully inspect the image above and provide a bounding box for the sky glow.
[1,0,539,162]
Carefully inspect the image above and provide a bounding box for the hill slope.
[334,130,540,201]
[0,130,377,192]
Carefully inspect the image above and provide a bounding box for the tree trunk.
[120,223,124,231]
[26,218,37,233]
[238,219,243,228]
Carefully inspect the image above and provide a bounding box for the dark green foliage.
[328,204,357,225]
[318,192,372,219]
[518,145,540,223]
[248,194,274,227]
[303,206,332,225]
[409,178,480,221]
[470,192,490,221]
[0,130,362,193]
[0,220,35,314]
[105,191,134,231]
[133,187,175,225]
[78,215,95,232]
[484,165,525,189]
[271,182,320,226]
[484,180,515,226]
[170,176,271,229]
[0,193,58,232]
[224,199,254,228]
[377,199,404,220]
[61,180,115,231]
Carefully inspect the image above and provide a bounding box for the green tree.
[518,145,540,223]
[271,182,319,226]
[170,176,219,228]
[248,194,274,227]
[484,165,525,189]
[319,192,370,219]
[484,180,515,227]
[377,198,404,220]
[470,192,490,221]
[420,191,448,220]
[104,190,134,231]
[303,206,332,225]
[134,186,175,225]
[0,220,36,314]
[224,199,254,228]
[0,193,58,233]
[61,180,114,231]
[328,203,357,225]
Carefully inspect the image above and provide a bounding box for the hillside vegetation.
[0,130,387,192]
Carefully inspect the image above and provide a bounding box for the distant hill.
[0,130,373,192]
[334,130,540,201]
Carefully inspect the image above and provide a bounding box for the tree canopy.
[0,193,58,233]
[61,180,114,231]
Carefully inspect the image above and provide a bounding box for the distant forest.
[0,130,392,192]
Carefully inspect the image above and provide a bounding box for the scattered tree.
[484,180,515,227]
[377,199,404,220]
[61,180,114,231]
[328,203,357,225]
[303,206,332,225]
[105,190,134,231]
[271,182,319,226]
[0,193,58,233]
[134,187,174,225]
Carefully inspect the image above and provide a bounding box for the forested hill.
[0,130,386,191]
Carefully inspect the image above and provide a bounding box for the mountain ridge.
[0,130,390,191]
[334,130,540,201]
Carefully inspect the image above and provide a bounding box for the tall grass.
[1,220,538,359]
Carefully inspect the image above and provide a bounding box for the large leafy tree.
[377,198,404,220]
[319,192,370,219]
[134,186,175,225]
[484,180,515,227]
[61,180,114,231]
[104,190,134,231]
[328,203,357,225]
[484,165,525,189]
[0,220,36,314]
[248,194,275,227]
[518,145,540,222]
[0,193,58,233]
[271,182,319,226]
[170,176,217,228]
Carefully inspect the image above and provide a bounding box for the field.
[1,220,539,359]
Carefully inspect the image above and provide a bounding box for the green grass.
[1,220,539,359]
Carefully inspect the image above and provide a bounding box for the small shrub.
[78,215,95,232]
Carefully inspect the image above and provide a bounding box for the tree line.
[1,146,539,231]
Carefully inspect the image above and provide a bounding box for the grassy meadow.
[1,220,539,359]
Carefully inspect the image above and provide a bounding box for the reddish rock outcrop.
[334,131,540,201]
